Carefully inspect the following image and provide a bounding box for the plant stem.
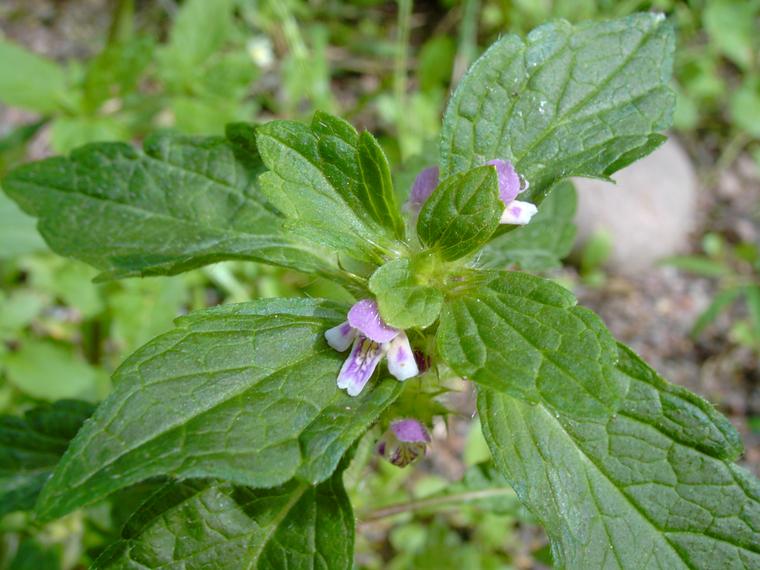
[357,487,516,522]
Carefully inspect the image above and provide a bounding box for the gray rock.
[573,137,697,273]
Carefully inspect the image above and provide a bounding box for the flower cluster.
[326,159,536,397]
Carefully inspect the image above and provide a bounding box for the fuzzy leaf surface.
[0,400,94,517]
[440,14,675,201]
[36,299,401,521]
[479,344,758,569]
[2,125,331,279]
[416,166,502,261]
[438,271,623,418]
[477,181,576,270]
[93,472,353,570]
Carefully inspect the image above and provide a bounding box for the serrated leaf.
[369,257,444,329]
[438,271,623,418]
[440,14,675,201]
[36,298,401,522]
[0,39,67,113]
[93,472,354,570]
[0,400,94,517]
[256,113,404,262]
[477,180,576,270]
[478,344,758,569]
[416,166,502,261]
[3,125,333,279]
[357,131,405,240]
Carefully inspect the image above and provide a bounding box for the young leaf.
[35,299,401,522]
[369,257,444,329]
[416,166,503,261]
[158,0,233,83]
[256,113,404,262]
[0,39,67,113]
[93,473,354,570]
[0,400,94,517]
[479,344,757,569]
[477,180,576,270]
[3,125,333,279]
[437,271,623,418]
[440,14,675,201]
[691,287,742,339]
[357,131,405,240]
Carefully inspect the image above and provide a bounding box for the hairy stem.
[357,487,516,522]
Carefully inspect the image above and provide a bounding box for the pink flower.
[325,299,418,396]
[405,161,537,225]
[486,159,538,225]
[377,418,431,467]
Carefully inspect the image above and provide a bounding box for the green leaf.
[369,257,444,329]
[3,125,333,279]
[479,344,757,569]
[0,190,46,258]
[730,75,760,139]
[477,180,576,270]
[357,131,405,240]
[0,39,67,113]
[36,298,401,522]
[0,400,94,517]
[437,271,622,418]
[703,0,758,70]
[256,113,404,262]
[93,472,354,570]
[159,0,233,80]
[82,36,154,111]
[1,339,104,401]
[416,166,502,261]
[440,14,675,201]
[691,287,742,339]
[9,538,61,570]
[663,255,731,278]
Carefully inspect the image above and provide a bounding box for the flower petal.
[391,419,431,443]
[324,321,356,352]
[499,199,538,225]
[486,159,521,204]
[347,299,399,343]
[407,166,439,211]
[386,332,419,381]
[336,336,384,396]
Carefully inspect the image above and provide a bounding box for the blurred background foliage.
[0,0,758,568]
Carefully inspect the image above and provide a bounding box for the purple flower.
[325,299,419,396]
[405,161,536,225]
[377,418,431,467]
[406,166,439,214]
[486,159,537,225]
